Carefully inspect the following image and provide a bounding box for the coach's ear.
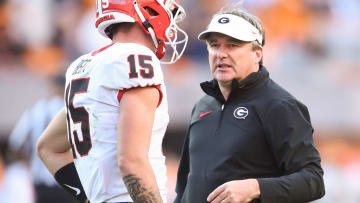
[254,46,263,65]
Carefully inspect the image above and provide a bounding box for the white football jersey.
[64,43,169,203]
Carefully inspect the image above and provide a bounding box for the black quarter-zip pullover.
[175,66,325,203]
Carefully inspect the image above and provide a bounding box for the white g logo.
[233,107,248,119]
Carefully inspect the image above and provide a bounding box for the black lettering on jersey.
[72,59,91,75]
[138,55,154,79]
[65,84,77,159]
[127,54,154,79]
[65,78,92,158]
[128,55,138,78]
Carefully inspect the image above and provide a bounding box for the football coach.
[174,5,325,203]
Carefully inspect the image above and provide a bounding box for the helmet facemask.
[162,1,188,64]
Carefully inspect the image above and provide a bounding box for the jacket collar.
[200,66,269,103]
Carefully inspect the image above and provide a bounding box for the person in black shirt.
[174,6,325,203]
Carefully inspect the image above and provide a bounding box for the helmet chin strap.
[156,42,166,59]
[133,0,164,58]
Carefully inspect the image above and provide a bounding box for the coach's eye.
[209,43,219,48]
[229,43,239,48]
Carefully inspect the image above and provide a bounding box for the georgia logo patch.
[233,107,248,119]
[218,17,230,24]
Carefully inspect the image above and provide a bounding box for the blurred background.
[1,0,360,202]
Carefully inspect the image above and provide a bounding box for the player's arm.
[36,107,88,203]
[36,107,72,174]
[117,86,163,203]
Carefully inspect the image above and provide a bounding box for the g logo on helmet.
[233,107,248,119]
[218,17,230,24]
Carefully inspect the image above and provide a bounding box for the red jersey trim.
[117,85,163,107]
[91,43,115,56]
[117,89,128,104]
[154,84,163,107]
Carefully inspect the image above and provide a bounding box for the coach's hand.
[207,179,260,203]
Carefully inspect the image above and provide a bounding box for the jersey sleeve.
[94,45,164,106]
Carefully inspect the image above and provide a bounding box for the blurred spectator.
[313,136,360,203]
[74,1,111,55]
[0,138,34,203]
[8,73,78,203]
[8,0,53,47]
[0,0,25,64]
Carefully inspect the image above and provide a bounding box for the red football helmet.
[95,0,188,63]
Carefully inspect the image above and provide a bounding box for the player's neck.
[112,26,155,52]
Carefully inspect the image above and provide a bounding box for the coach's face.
[206,33,262,86]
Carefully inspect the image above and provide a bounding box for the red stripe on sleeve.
[153,84,163,107]
[117,89,128,103]
[117,85,163,107]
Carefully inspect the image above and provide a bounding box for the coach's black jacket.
[174,66,325,203]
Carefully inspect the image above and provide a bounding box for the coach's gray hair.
[217,3,265,65]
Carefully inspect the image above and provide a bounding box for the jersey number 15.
[65,78,91,158]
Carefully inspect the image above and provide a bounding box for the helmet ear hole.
[144,6,159,16]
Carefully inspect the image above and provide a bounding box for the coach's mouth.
[216,63,232,70]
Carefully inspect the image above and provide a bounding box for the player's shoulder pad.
[95,43,164,91]
[65,53,92,81]
[103,43,159,65]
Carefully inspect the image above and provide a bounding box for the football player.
[36,0,188,202]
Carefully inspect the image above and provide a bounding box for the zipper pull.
[221,104,224,111]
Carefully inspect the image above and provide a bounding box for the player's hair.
[104,7,160,39]
[105,22,135,40]
[217,3,265,65]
